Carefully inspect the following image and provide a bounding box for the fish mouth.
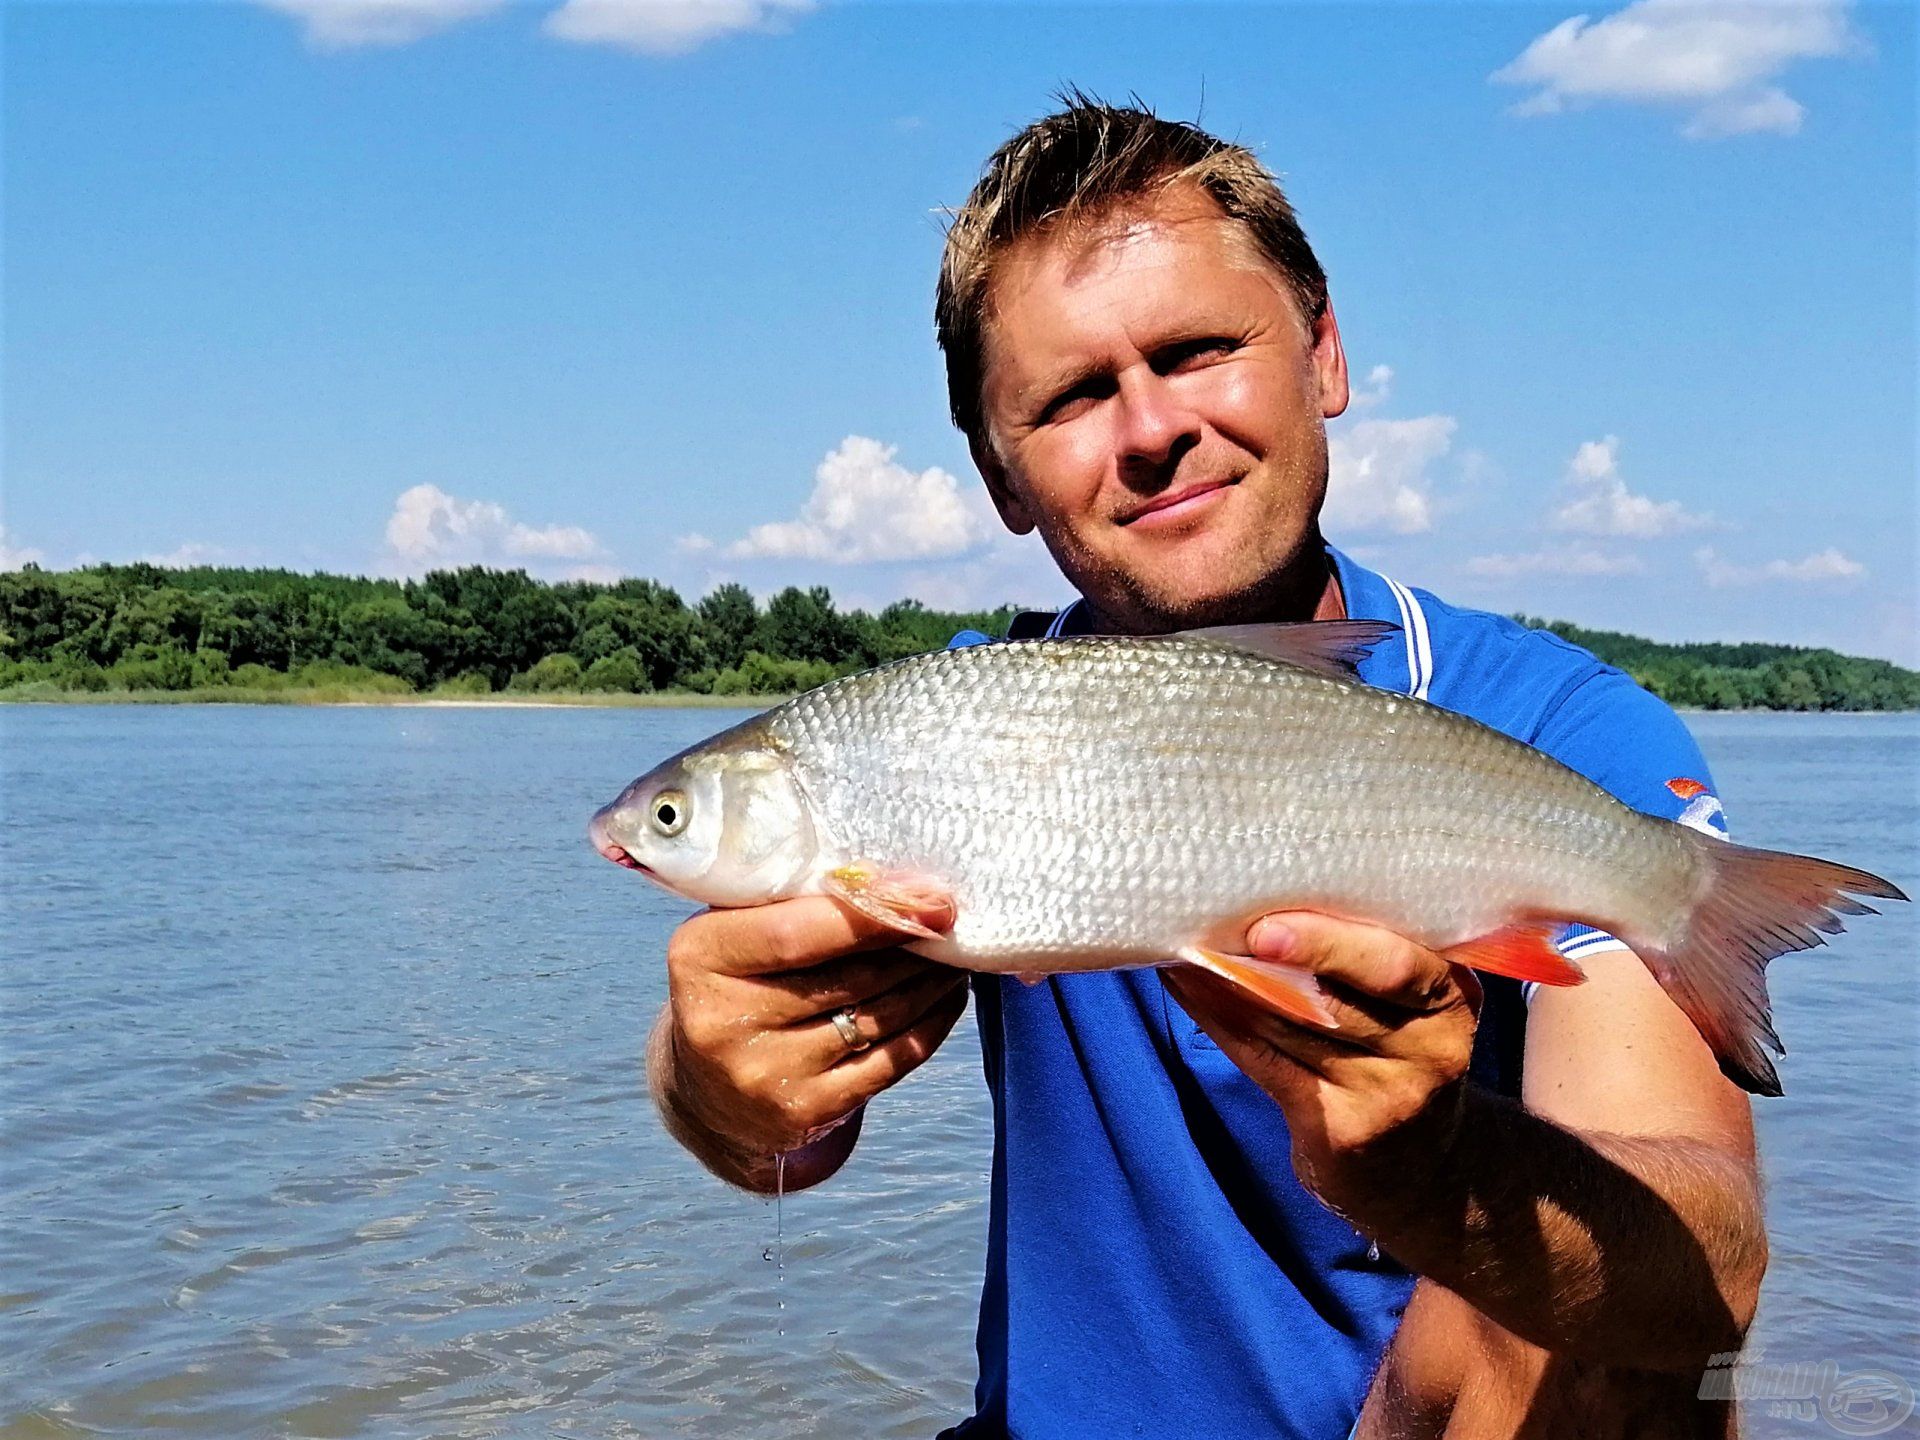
[588,808,649,874]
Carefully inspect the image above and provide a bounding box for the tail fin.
[1642,836,1906,1097]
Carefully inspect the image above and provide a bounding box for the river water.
[3,706,1914,1438]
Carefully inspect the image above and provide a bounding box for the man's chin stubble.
[1082,535,1332,635]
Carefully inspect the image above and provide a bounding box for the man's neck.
[1078,543,1345,636]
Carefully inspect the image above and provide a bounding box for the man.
[648,99,1764,1438]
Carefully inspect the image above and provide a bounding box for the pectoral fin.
[1177,945,1342,1030]
[822,862,953,941]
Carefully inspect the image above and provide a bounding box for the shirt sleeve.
[1527,666,1730,981]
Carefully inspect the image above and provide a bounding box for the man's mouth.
[1117,478,1236,527]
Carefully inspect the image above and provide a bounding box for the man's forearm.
[1351,1084,1765,1372]
[1357,1280,1739,1440]
[646,1006,863,1194]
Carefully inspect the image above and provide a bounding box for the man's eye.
[1037,378,1111,425]
[1156,338,1237,373]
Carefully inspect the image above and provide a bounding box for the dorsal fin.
[1178,619,1399,681]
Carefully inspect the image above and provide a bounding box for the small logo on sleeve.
[1666,777,1728,837]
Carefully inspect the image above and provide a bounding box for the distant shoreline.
[6,566,1914,711]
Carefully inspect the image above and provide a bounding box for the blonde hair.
[935,93,1328,449]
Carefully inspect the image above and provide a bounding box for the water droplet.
[774,1151,786,1338]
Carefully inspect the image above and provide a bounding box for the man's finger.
[676,893,952,979]
[800,967,970,1067]
[1250,912,1463,1014]
[822,977,971,1106]
[742,950,946,1024]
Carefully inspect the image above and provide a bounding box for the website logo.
[1699,1352,1915,1435]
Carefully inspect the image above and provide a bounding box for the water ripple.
[2,706,1912,1436]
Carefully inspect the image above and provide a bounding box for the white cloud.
[1694,545,1865,586]
[684,532,1069,621]
[143,542,231,568]
[560,562,627,584]
[1683,85,1807,138]
[1492,0,1861,138]
[383,484,605,571]
[1,527,45,570]
[1347,364,1395,411]
[723,436,990,564]
[254,0,505,49]
[543,0,813,55]
[1323,416,1458,536]
[847,532,1078,616]
[1548,436,1710,537]
[1466,548,1647,579]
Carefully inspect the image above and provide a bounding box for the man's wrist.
[1324,1076,1476,1253]
[645,1007,864,1193]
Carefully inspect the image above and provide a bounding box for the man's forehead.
[987,186,1268,310]
[978,189,1297,380]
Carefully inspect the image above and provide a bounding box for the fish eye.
[650,791,689,837]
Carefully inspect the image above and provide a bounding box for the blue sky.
[4,0,1913,662]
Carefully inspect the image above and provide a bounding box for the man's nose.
[1115,371,1200,481]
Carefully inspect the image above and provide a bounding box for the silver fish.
[590,622,1904,1095]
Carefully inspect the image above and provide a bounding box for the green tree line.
[0,563,1014,699]
[0,563,1911,709]
[1514,616,1918,712]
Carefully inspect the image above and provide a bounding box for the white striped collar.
[1379,573,1435,701]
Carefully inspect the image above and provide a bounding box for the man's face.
[973,184,1349,633]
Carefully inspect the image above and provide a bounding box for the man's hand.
[1161,911,1481,1227]
[651,893,970,1193]
[1165,913,1765,1373]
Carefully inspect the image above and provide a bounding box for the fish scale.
[593,624,1906,1094]
[770,637,1677,967]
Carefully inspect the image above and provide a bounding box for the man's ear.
[1311,298,1350,421]
[970,432,1036,536]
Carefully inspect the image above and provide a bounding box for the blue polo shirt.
[940,548,1726,1440]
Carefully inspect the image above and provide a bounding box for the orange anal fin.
[1442,922,1585,987]
[1177,945,1341,1030]
[822,863,953,941]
